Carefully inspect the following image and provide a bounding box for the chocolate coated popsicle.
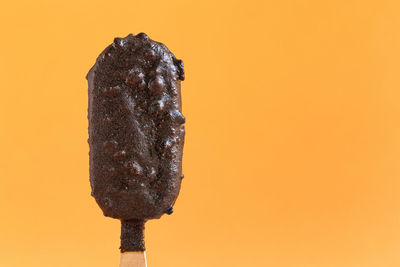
[87,33,185,252]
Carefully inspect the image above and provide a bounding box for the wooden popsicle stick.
[120,251,147,267]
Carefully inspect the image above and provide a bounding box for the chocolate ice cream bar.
[87,33,185,252]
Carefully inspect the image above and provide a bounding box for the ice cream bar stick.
[119,251,147,267]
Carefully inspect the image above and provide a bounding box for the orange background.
[1,0,400,266]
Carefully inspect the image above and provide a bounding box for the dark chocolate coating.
[120,219,145,252]
[87,33,185,251]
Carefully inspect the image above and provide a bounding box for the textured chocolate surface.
[87,33,185,251]
[120,219,146,252]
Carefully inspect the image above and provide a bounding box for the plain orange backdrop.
[0,0,400,266]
